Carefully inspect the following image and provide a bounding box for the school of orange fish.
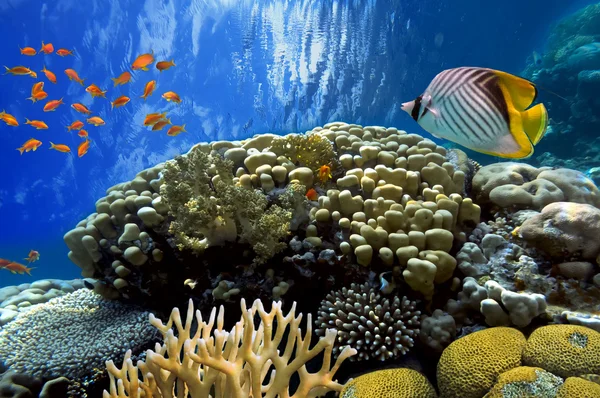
[3,42,186,158]
[0,250,39,276]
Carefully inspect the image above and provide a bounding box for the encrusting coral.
[103,298,356,398]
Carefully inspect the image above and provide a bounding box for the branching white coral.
[103,298,356,398]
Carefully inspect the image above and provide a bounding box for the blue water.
[0,0,595,287]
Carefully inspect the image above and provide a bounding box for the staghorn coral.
[268,132,336,175]
[315,283,421,361]
[340,368,437,398]
[103,298,356,398]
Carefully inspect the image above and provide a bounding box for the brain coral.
[437,327,526,398]
[484,366,563,398]
[522,324,600,378]
[556,376,600,397]
[340,368,437,398]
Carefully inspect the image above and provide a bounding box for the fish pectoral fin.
[493,70,537,111]
[521,103,548,145]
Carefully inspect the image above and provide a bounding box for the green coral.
[269,132,335,174]
[161,145,292,265]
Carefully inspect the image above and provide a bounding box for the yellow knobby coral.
[483,366,563,398]
[556,376,600,397]
[340,368,437,398]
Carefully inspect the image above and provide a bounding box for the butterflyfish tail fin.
[493,69,537,111]
[521,103,548,145]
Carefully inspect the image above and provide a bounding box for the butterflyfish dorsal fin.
[492,69,538,111]
[521,103,549,145]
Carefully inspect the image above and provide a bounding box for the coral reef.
[339,368,437,398]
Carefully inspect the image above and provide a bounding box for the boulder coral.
[339,368,437,398]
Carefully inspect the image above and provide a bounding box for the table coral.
[340,368,437,398]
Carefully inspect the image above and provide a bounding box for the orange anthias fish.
[17,138,42,154]
[25,118,49,129]
[167,124,186,136]
[67,120,84,131]
[27,91,48,102]
[4,66,36,77]
[39,41,54,54]
[31,81,44,95]
[143,112,167,126]
[1,261,35,275]
[156,59,175,72]
[162,91,181,104]
[77,129,88,138]
[0,111,19,126]
[49,142,71,153]
[111,95,130,109]
[41,66,57,83]
[318,165,332,183]
[0,259,9,267]
[306,188,318,201]
[78,139,90,157]
[87,116,105,126]
[20,47,37,56]
[86,84,107,98]
[56,48,74,57]
[24,250,40,264]
[132,51,154,71]
[111,71,131,87]
[71,103,92,115]
[140,80,156,100]
[151,119,171,131]
[43,98,64,112]
[64,69,85,85]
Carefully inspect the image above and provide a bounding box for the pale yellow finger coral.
[340,368,437,398]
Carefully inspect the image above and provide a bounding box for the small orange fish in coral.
[25,118,48,129]
[0,261,35,275]
[67,120,84,131]
[132,51,154,71]
[78,139,90,158]
[144,112,167,126]
[140,80,156,100]
[151,119,171,131]
[156,59,175,72]
[318,165,332,183]
[0,111,19,126]
[56,48,74,57]
[49,142,71,153]
[64,69,85,85]
[167,124,186,136]
[111,71,131,87]
[20,47,37,56]
[24,250,40,264]
[41,66,57,83]
[16,138,42,154]
[4,66,36,78]
[43,98,64,112]
[39,41,54,54]
[162,91,181,104]
[87,116,105,126]
[305,188,318,201]
[111,95,130,109]
[71,103,92,115]
[77,129,88,138]
[86,84,107,98]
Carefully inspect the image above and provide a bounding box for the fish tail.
[111,78,118,87]
[79,79,84,86]
[171,59,176,66]
[166,118,172,124]
[25,118,31,123]
[182,124,187,132]
[25,267,35,276]
[50,141,56,149]
[26,96,35,102]
[3,66,9,74]
[17,147,24,155]
[142,67,148,71]
[521,103,549,145]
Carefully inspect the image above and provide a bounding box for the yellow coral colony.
[103,299,356,398]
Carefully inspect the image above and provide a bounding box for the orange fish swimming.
[162,91,181,104]
[4,66,36,77]
[111,71,131,87]
[151,119,171,131]
[140,80,156,100]
[27,91,48,102]
[85,84,107,98]
[132,51,154,71]
[156,59,175,72]
[20,47,37,56]
[111,95,130,109]
[17,138,42,154]
[65,69,85,85]
[71,103,92,115]
[87,116,105,126]
[305,188,318,201]
[1,261,35,275]
[0,259,10,267]
[56,48,74,57]
[67,120,84,131]
[77,129,88,138]
[167,124,186,136]
[41,66,57,83]
[78,139,90,157]
[39,41,54,54]
[0,110,19,126]
[318,165,332,183]
[43,98,64,112]
[143,112,167,126]
[25,118,48,129]
[49,142,71,153]
[24,250,40,264]
[31,81,44,95]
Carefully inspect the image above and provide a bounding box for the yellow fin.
[493,70,537,111]
[521,103,548,145]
